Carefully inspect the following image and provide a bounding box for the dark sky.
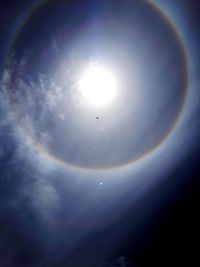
[0,1,200,267]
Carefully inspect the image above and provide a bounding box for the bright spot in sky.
[78,63,117,107]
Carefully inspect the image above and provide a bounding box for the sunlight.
[78,63,117,107]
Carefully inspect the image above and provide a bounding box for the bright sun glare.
[78,63,117,107]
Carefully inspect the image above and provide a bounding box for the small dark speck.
[96,116,99,119]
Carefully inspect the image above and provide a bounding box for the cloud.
[0,66,65,265]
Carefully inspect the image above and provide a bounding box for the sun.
[78,63,117,107]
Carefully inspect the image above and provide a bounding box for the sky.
[0,1,200,266]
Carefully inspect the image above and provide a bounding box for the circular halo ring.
[4,0,190,173]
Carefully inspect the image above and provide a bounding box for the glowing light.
[78,63,117,107]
